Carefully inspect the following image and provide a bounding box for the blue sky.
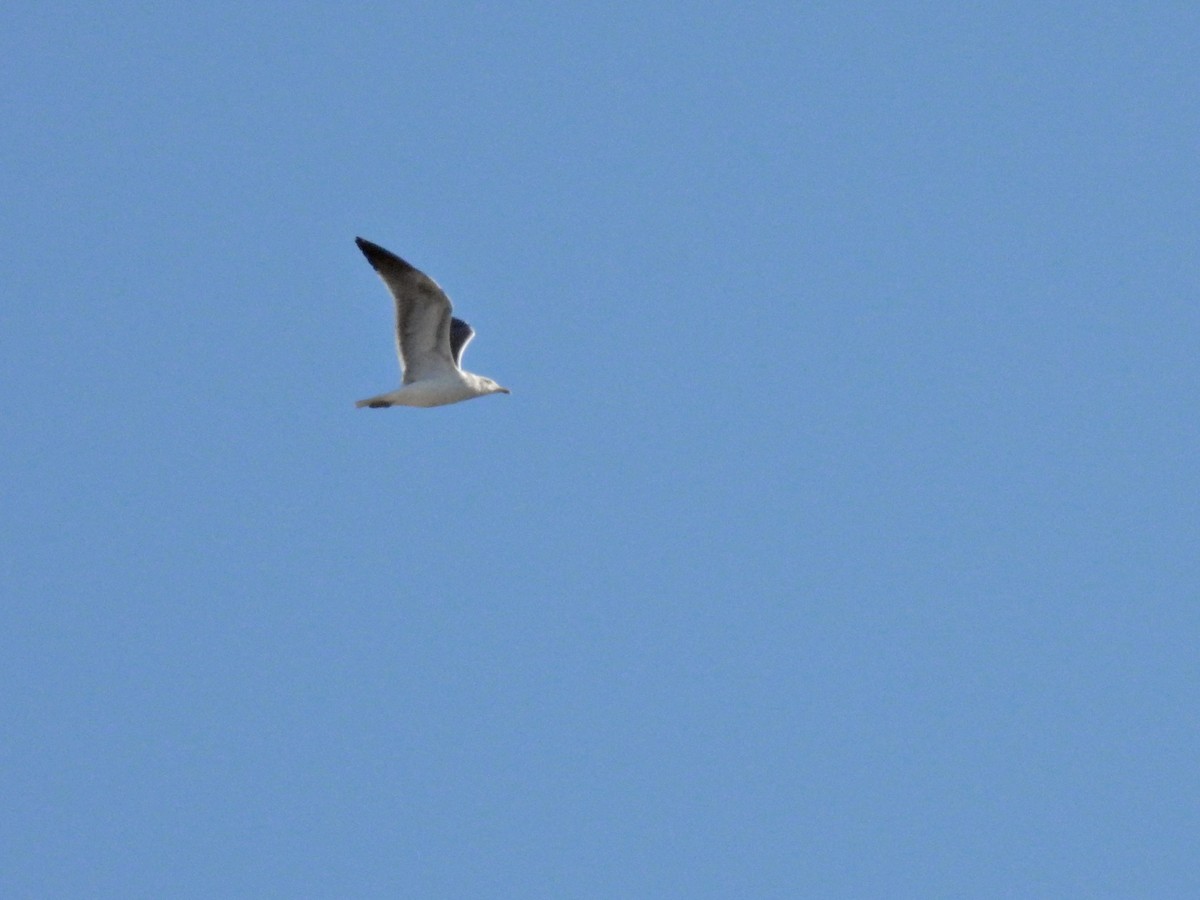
[3,3,1198,896]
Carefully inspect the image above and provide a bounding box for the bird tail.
[355,393,395,409]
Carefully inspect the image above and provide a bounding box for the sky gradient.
[3,3,1198,896]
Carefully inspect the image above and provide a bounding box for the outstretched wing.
[449,317,475,368]
[355,237,456,383]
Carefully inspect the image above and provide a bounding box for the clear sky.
[3,3,1198,897]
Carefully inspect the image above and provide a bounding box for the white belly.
[390,377,477,407]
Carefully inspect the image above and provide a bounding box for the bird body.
[355,371,507,409]
[354,237,509,408]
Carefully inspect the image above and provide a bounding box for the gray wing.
[355,237,457,383]
[449,317,475,367]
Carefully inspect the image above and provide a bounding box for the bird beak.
[499,386,511,394]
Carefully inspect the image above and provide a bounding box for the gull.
[353,237,510,408]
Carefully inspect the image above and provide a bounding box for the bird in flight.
[354,237,510,408]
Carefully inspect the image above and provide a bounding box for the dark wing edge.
[449,317,475,367]
[355,237,455,380]
[355,237,419,277]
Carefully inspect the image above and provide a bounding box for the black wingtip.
[355,236,415,273]
[354,236,384,268]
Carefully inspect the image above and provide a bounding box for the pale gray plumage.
[354,237,509,409]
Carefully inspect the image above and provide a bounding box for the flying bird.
[353,237,510,408]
